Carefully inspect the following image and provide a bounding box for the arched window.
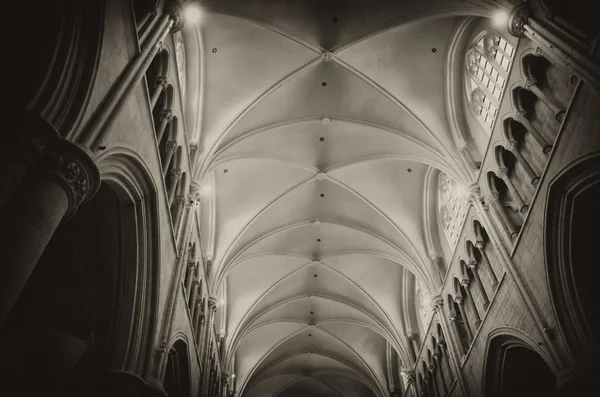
[174,32,186,103]
[438,173,468,249]
[466,31,515,131]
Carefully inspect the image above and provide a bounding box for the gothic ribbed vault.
[183,1,500,396]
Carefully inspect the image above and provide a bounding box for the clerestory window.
[466,31,515,131]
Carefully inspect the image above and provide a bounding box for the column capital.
[160,108,174,122]
[507,3,530,37]
[461,279,471,289]
[467,260,478,270]
[488,191,500,202]
[504,140,517,152]
[475,239,486,249]
[454,296,464,305]
[165,1,185,32]
[525,78,538,90]
[21,115,100,215]
[169,168,182,180]
[165,139,178,152]
[154,75,168,90]
[437,340,447,349]
[402,370,416,382]
[496,167,508,178]
[514,109,528,122]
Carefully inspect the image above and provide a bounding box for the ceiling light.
[492,9,509,28]
[312,220,321,227]
[321,117,331,125]
[184,5,203,24]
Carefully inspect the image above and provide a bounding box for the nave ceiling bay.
[182,1,499,396]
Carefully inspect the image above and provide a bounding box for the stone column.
[151,75,168,109]
[488,191,520,241]
[524,78,565,122]
[0,117,100,329]
[496,167,528,214]
[467,262,491,311]
[79,1,185,150]
[167,169,182,205]
[434,350,449,394]
[161,139,177,173]
[475,240,499,289]
[461,280,482,329]
[428,365,442,397]
[407,334,418,362]
[505,140,540,185]
[156,109,173,143]
[454,297,474,343]
[507,2,600,90]
[189,280,200,317]
[514,110,552,154]
[184,261,197,300]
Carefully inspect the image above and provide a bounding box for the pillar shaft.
[0,120,99,329]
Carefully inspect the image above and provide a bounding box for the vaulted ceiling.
[183,1,500,396]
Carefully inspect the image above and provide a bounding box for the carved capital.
[475,240,486,249]
[496,167,508,178]
[428,364,436,372]
[488,191,500,202]
[505,140,517,152]
[454,296,463,305]
[402,370,416,382]
[535,47,544,57]
[525,78,537,91]
[165,139,177,152]
[514,110,527,122]
[169,168,182,181]
[438,340,447,349]
[468,260,478,270]
[160,109,174,122]
[23,117,101,214]
[154,75,168,90]
[461,279,471,289]
[165,1,185,32]
[507,3,530,37]
[190,182,202,200]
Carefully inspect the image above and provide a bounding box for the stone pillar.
[79,1,185,150]
[428,365,441,397]
[475,241,499,289]
[0,116,99,329]
[461,280,482,329]
[151,75,168,109]
[433,351,449,395]
[467,262,491,311]
[454,297,474,343]
[184,261,197,300]
[505,140,540,185]
[496,167,528,214]
[524,78,566,122]
[189,280,200,317]
[507,2,600,90]
[195,301,205,346]
[162,139,177,173]
[407,334,417,362]
[488,191,520,241]
[513,110,552,154]
[167,169,182,205]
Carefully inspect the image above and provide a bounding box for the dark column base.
[96,371,168,397]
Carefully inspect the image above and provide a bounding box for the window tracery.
[438,173,468,249]
[466,31,515,131]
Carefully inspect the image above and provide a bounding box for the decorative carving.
[475,240,485,250]
[29,130,100,213]
[169,168,182,180]
[165,140,177,152]
[461,279,471,289]
[454,296,463,305]
[488,191,500,202]
[514,110,527,122]
[430,295,444,312]
[535,47,544,57]
[154,75,168,90]
[525,78,538,91]
[165,1,185,32]
[437,340,447,349]
[321,51,334,62]
[468,260,478,270]
[496,167,508,178]
[507,3,530,37]
[505,140,517,152]
[160,109,174,122]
